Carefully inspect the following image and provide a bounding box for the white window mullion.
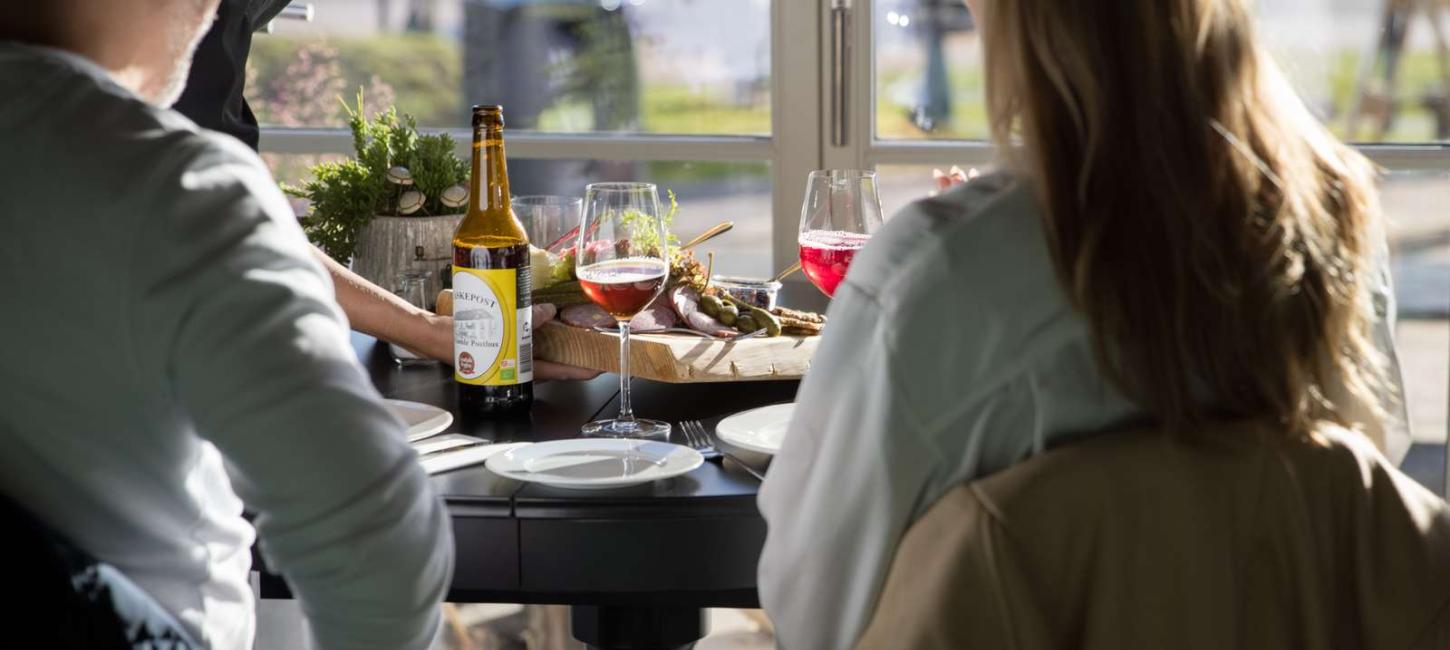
[258,128,774,163]
[821,0,874,171]
[507,134,772,163]
[866,141,996,168]
[1357,146,1450,173]
[772,0,826,273]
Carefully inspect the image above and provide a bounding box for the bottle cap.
[472,105,505,128]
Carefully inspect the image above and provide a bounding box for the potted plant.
[285,91,469,302]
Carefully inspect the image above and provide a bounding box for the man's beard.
[155,57,194,108]
[155,8,215,107]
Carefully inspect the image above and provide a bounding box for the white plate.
[485,439,704,490]
[386,399,454,441]
[715,403,795,456]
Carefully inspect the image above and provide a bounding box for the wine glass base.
[581,418,672,441]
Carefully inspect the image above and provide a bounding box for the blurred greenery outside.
[247,35,774,187]
[873,49,1448,143]
[247,34,1446,192]
[249,35,461,127]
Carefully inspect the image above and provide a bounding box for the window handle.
[830,0,851,147]
[260,3,314,33]
[278,3,314,22]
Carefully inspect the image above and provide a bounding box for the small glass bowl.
[712,275,782,311]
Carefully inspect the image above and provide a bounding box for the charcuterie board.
[533,321,819,383]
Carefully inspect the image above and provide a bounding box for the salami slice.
[669,285,736,338]
[628,300,678,332]
[559,304,616,330]
[532,303,558,325]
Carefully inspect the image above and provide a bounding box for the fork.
[678,420,766,481]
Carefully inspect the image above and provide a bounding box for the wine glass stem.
[617,322,635,424]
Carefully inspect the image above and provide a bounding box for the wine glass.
[798,169,884,297]
[576,182,672,440]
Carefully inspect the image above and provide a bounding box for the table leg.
[570,605,705,650]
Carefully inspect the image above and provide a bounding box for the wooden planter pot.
[351,214,464,307]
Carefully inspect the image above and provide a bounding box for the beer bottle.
[452,105,533,415]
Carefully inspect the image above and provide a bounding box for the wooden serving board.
[534,321,819,383]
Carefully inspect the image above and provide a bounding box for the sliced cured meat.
[531,303,558,325]
[628,300,678,332]
[669,285,736,338]
[559,304,615,330]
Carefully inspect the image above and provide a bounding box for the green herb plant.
[284,90,469,261]
[620,189,681,258]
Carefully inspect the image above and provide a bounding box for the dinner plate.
[485,439,704,490]
[386,399,454,441]
[715,403,795,456]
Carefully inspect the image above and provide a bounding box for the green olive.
[736,315,758,333]
[719,304,740,326]
[700,294,723,317]
[760,310,782,337]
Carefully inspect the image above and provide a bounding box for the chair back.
[0,495,200,649]
[858,421,1450,649]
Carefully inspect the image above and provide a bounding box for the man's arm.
[130,143,453,650]
[316,248,599,379]
[313,247,455,362]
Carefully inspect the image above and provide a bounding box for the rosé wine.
[798,230,870,297]
[577,258,669,320]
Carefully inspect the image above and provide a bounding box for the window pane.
[1384,172,1450,467]
[874,1,1450,143]
[247,0,772,135]
[872,165,1450,454]
[873,163,944,217]
[874,0,985,141]
[258,152,348,217]
[264,154,773,277]
[1261,1,1449,144]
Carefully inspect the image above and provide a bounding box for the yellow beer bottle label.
[452,267,533,386]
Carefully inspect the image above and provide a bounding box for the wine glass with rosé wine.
[798,169,884,297]
[576,182,672,440]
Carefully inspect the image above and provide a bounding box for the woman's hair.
[978,0,1390,434]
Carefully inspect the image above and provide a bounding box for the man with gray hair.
[0,2,454,648]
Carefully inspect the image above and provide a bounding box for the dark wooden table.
[257,283,829,649]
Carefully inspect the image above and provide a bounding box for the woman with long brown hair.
[758,1,1410,647]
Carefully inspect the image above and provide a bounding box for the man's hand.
[528,304,602,381]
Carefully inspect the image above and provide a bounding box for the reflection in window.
[246,0,772,135]
[874,0,1450,143]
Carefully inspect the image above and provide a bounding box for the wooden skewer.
[680,222,734,251]
[771,261,803,283]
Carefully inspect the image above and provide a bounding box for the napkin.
[413,434,483,456]
[419,442,530,476]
